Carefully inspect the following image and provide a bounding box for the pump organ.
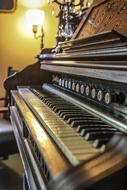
[8,0,127,189]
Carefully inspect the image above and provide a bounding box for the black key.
[59,110,82,117]
[47,100,67,105]
[77,124,110,133]
[80,127,117,137]
[62,113,91,120]
[84,131,121,141]
[45,101,63,105]
[42,99,52,103]
[48,103,67,108]
[67,117,98,124]
[39,95,44,100]
[43,97,60,103]
[71,120,103,128]
[52,105,77,112]
[93,138,110,148]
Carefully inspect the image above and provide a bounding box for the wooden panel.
[73,0,127,39]
[40,61,127,84]
[0,107,8,112]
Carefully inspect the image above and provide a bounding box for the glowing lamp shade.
[20,0,47,8]
[26,9,44,26]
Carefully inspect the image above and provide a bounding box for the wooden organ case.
[10,0,127,189]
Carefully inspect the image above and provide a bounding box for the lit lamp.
[26,9,45,49]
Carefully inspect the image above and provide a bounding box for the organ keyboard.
[8,0,127,189]
[10,70,127,189]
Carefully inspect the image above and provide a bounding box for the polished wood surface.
[73,0,127,39]
[41,61,127,84]
[0,107,8,113]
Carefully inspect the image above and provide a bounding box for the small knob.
[85,85,90,96]
[65,80,68,88]
[76,83,80,93]
[59,78,62,86]
[68,80,71,89]
[91,87,96,99]
[97,90,103,102]
[104,92,119,105]
[61,79,65,87]
[72,81,76,91]
[80,84,85,94]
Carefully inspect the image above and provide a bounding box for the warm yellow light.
[33,120,47,142]
[18,14,34,38]
[20,0,48,8]
[26,9,44,26]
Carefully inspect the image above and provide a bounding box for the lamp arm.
[40,26,44,49]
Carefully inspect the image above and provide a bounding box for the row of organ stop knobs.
[58,78,118,105]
